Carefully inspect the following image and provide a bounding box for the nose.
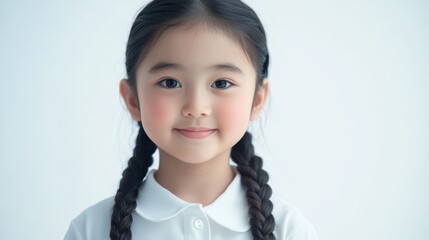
[181,88,211,118]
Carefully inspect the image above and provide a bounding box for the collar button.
[193,218,204,230]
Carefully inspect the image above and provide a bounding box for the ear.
[250,78,269,121]
[119,79,141,121]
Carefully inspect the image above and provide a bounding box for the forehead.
[137,23,256,76]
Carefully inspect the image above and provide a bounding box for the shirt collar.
[135,168,250,232]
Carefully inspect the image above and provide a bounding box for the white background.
[1,0,428,239]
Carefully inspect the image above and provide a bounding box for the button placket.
[193,218,204,230]
[183,205,210,240]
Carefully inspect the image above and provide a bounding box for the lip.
[175,127,216,139]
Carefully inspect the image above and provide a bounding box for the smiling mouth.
[175,128,216,139]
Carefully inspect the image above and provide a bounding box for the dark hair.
[111,0,274,240]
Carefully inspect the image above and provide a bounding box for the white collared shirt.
[64,169,318,240]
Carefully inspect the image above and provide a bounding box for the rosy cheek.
[150,100,170,118]
[141,94,175,123]
[216,94,253,127]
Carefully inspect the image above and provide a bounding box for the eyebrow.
[149,62,243,74]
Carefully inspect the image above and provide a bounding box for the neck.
[154,149,235,206]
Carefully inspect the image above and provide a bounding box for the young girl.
[65,0,318,239]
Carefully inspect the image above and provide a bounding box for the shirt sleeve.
[64,221,84,240]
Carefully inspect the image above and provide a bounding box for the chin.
[174,154,212,165]
[167,152,222,165]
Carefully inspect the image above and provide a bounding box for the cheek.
[140,93,176,124]
[215,92,254,128]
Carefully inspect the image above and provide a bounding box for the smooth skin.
[120,23,269,206]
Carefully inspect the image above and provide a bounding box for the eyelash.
[212,79,232,89]
[158,78,182,88]
[157,78,233,89]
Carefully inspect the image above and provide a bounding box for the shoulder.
[271,194,319,240]
[64,196,115,240]
[71,196,115,226]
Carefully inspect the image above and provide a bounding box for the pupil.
[216,80,226,88]
[166,79,176,88]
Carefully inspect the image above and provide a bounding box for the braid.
[231,131,276,240]
[110,121,157,240]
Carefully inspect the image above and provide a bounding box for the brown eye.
[159,78,182,88]
[212,79,232,89]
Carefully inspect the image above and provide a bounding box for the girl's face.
[122,23,268,165]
